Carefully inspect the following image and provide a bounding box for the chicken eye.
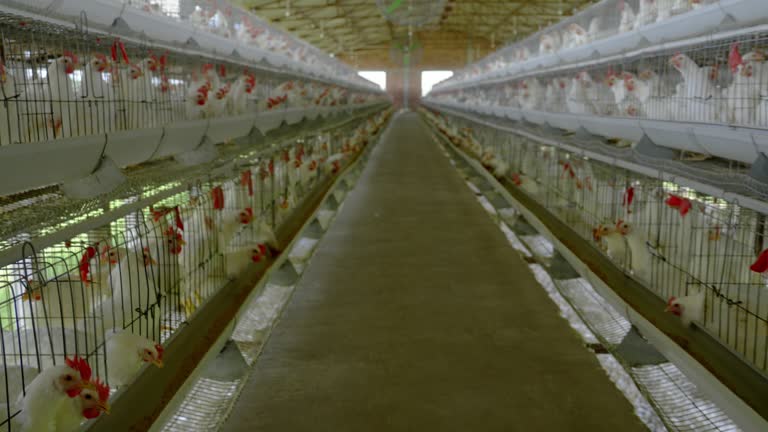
[65,375,72,381]
[85,394,92,400]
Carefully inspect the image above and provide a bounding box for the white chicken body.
[105,331,161,387]
[15,363,82,432]
[77,56,115,136]
[99,247,162,334]
[619,2,637,32]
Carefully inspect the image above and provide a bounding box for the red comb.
[623,186,635,210]
[155,343,164,360]
[65,356,92,381]
[79,246,97,284]
[173,206,184,231]
[93,378,110,402]
[750,249,768,274]
[212,186,225,210]
[241,170,254,196]
[665,194,691,216]
[728,43,743,74]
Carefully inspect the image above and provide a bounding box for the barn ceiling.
[235,0,597,58]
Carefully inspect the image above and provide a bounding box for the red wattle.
[173,206,184,231]
[79,246,97,283]
[82,408,101,419]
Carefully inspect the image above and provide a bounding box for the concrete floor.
[222,112,648,431]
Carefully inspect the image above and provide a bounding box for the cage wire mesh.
[430,26,768,132]
[439,0,726,89]
[438,131,742,431]
[0,10,381,147]
[439,129,740,431]
[158,118,388,432]
[431,105,768,204]
[10,0,364,81]
[426,112,768,380]
[0,108,389,430]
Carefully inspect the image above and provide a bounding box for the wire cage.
[0,10,383,148]
[116,0,356,78]
[436,0,724,90]
[0,108,387,430]
[434,25,768,135]
[431,114,768,377]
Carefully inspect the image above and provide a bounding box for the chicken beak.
[153,358,164,368]
[663,305,673,313]
[98,401,111,414]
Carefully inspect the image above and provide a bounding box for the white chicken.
[77,54,114,136]
[118,54,160,130]
[515,47,531,62]
[227,72,256,115]
[618,0,637,32]
[16,246,109,330]
[595,223,628,267]
[656,0,689,22]
[511,173,540,196]
[587,16,603,42]
[14,356,86,432]
[481,148,510,180]
[205,83,230,118]
[216,206,254,250]
[606,72,627,106]
[208,9,232,38]
[40,53,78,140]
[669,53,719,122]
[566,73,594,115]
[105,331,163,387]
[53,377,110,431]
[616,220,653,282]
[665,290,706,326]
[185,80,210,120]
[724,43,760,125]
[223,244,271,279]
[564,23,589,48]
[97,246,162,335]
[517,78,544,111]
[539,33,560,55]
[188,5,210,30]
[635,0,657,28]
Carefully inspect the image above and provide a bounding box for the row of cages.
[442,0,764,88]
[13,0,353,78]
[430,28,768,129]
[425,110,768,377]
[0,111,389,431]
[0,13,384,147]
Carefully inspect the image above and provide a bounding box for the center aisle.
[222,112,647,431]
